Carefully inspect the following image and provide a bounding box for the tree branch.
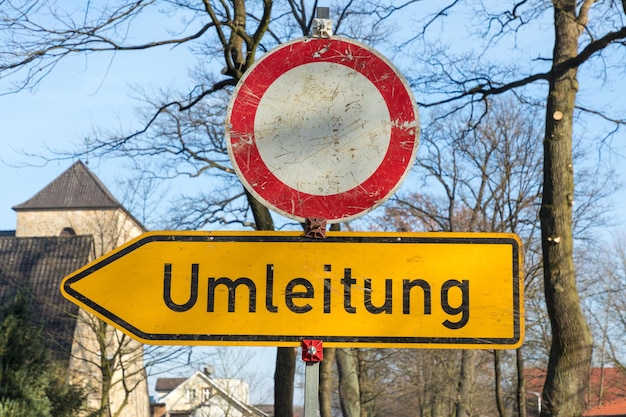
[419,25,626,107]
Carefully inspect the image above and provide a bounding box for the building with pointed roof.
[152,369,268,417]
[13,160,124,211]
[12,160,145,256]
[0,160,150,416]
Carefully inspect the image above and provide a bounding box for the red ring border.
[226,37,419,223]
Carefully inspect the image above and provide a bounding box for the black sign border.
[63,233,522,347]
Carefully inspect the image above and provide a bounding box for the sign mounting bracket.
[304,217,327,239]
[302,339,324,417]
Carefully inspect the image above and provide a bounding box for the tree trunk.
[319,347,336,417]
[246,192,297,417]
[336,348,361,417]
[540,1,593,416]
[494,350,507,417]
[97,320,114,417]
[517,348,527,417]
[274,347,296,417]
[246,190,275,231]
[456,350,475,417]
[320,223,341,417]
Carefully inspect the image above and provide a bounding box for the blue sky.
[0,42,191,230]
[1,4,625,404]
[2,3,625,235]
[0,34,298,404]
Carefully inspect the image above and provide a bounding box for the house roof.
[525,367,626,416]
[0,235,94,361]
[155,377,187,392]
[13,161,122,210]
[588,368,626,408]
[156,371,268,417]
[586,399,626,416]
[12,160,146,232]
[253,404,304,417]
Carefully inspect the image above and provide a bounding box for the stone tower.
[13,160,145,256]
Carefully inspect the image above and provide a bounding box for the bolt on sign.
[61,231,523,349]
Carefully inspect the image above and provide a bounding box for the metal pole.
[302,339,323,417]
[304,362,320,417]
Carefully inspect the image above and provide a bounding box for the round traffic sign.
[226,36,419,223]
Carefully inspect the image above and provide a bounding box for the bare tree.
[319,347,337,417]
[380,95,544,416]
[579,232,626,372]
[398,2,626,415]
[335,348,361,417]
[3,2,626,416]
[69,310,150,417]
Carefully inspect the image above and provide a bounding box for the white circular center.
[254,62,391,196]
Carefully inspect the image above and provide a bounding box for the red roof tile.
[585,399,626,416]
[524,367,626,416]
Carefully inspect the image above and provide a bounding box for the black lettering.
[207,277,256,312]
[163,263,198,312]
[341,268,357,313]
[285,278,314,313]
[364,279,393,314]
[402,279,431,315]
[441,279,470,329]
[324,278,331,314]
[265,264,278,313]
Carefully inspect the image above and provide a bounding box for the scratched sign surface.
[60,231,523,349]
[226,37,419,223]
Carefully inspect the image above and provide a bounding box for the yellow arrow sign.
[61,231,523,349]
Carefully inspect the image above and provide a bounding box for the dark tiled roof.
[0,235,94,361]
[12,161,122,211]
[155,377,187,392]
